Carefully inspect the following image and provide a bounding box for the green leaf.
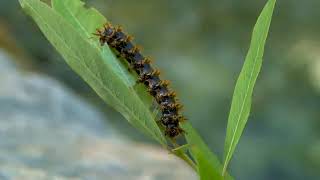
[51,0,135,88]
[182,123,233,180]
[52,0,104,38]
[51,0,156,113]
[222,0,276,174]
[19,0,166,145]
[50,0,158,137]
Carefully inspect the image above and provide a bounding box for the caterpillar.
[94,23,185,138]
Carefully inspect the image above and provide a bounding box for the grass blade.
[222,0,276,175]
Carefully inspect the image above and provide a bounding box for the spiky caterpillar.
[94,23,185,138]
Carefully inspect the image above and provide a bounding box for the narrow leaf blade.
[51,0,160,134]
[223,0,276,174]
[19,0,166,145]
[52,0,135,87]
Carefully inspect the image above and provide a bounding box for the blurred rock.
[0,49,197,180]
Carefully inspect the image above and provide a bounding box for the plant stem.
[170,141,197,172]
[175,151,197,171]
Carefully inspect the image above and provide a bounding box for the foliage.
[20,0,276,179]
[222,0,276,175]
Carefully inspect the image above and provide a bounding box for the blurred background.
[0,0,319,179]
